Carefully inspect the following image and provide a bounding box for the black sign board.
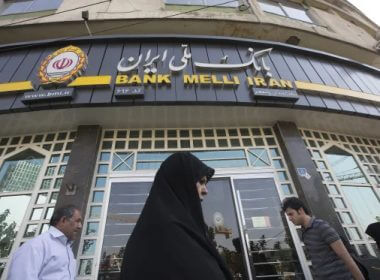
[22,88,74,104]
[115,86,144,99]
[252,88,299,101]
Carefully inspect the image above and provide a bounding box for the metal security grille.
[299,128,380,259]
[0,131,76,280]
[78,127,307,279]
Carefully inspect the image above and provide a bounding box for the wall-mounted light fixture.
[82,10,92,36]
[238,0,250,11]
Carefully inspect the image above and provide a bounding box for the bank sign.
[1,44,303,103]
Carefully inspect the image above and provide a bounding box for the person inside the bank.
[7,205,82,280]
[119,152,233,280]
[282,197,365,280]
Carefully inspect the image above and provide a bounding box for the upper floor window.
[0,0,62,16]
[165,0,238,8]
[257,0,314,23]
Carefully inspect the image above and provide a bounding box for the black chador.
[120,152,233,280]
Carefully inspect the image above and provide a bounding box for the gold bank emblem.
[38,45,87,86]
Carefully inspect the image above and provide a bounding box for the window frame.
[164,0,239,8]
[0,0,63,16]
[257,0,314,24]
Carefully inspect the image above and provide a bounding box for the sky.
[348,0,380,26]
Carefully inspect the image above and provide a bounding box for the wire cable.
[0,0,113,27]
[0,0,239,52]
[87,0,239,36]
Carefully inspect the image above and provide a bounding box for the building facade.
[0,1,379,279]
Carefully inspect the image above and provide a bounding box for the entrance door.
[233,177,305,279]
[202,178,249,279]
[98,176,307,279]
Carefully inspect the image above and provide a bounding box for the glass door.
[98,181,152,279]
[98,176,307,280]
[233,177,305,279]
[202,178,249,280]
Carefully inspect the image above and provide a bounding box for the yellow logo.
[38,45,87,86]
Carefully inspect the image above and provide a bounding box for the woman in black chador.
[120,152,233,280]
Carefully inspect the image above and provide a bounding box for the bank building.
[0,0,379,279]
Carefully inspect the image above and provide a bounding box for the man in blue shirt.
[7,205,83,280]
[282,197,364,280]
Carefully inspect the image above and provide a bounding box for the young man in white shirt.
[7,205,83,280]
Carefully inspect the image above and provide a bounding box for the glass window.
[165,0,238,8]
[1,0,63,16]
[112,153,134,171]
[89,206,101,218]
[281,183,292,195]
[95,177,107,188]
[40,223,49,233]
[248,148,270,167]
[45,207,54,220]
[24,224,38,238]
[269,148,280,157]
[30,208,43,220]
[82,240,96,255]
[325,146,368,184]
[62,153,70,163]
[78,259,93,276]
[40,179,52,190]
[49,192,59,203]
[0,195,31,257]
[100,152,111,162]
[348,227,362,241]
[317,161,327,170]
[0,150,44,192]
[36,193,48,204]
[273,159,284,168]
[258,0,313,23]
[98,164,108,174]
[93,192,104,203]
[334,198,346,209]
[58,165,66,175]
[340,212,354,224]
[86,222,99,235]
[258,0,285,16]
[45,166,56,176]
[277,171,288,181]
[54,178,62,189]
[327,184,339,195]
[136,150,248,170]
[341,186,380,233]
[282,2,313,23]
[0,1,33,16]
[49,154,60,163]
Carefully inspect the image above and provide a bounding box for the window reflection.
[234,178,304,278]
[325,146,368,184]
[0,149,44,192]
[99,182,151,279]
[203,179,247,279]
[342,186,380,233]
[0,195,31,257]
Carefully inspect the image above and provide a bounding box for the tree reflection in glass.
[0,195,31,258]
